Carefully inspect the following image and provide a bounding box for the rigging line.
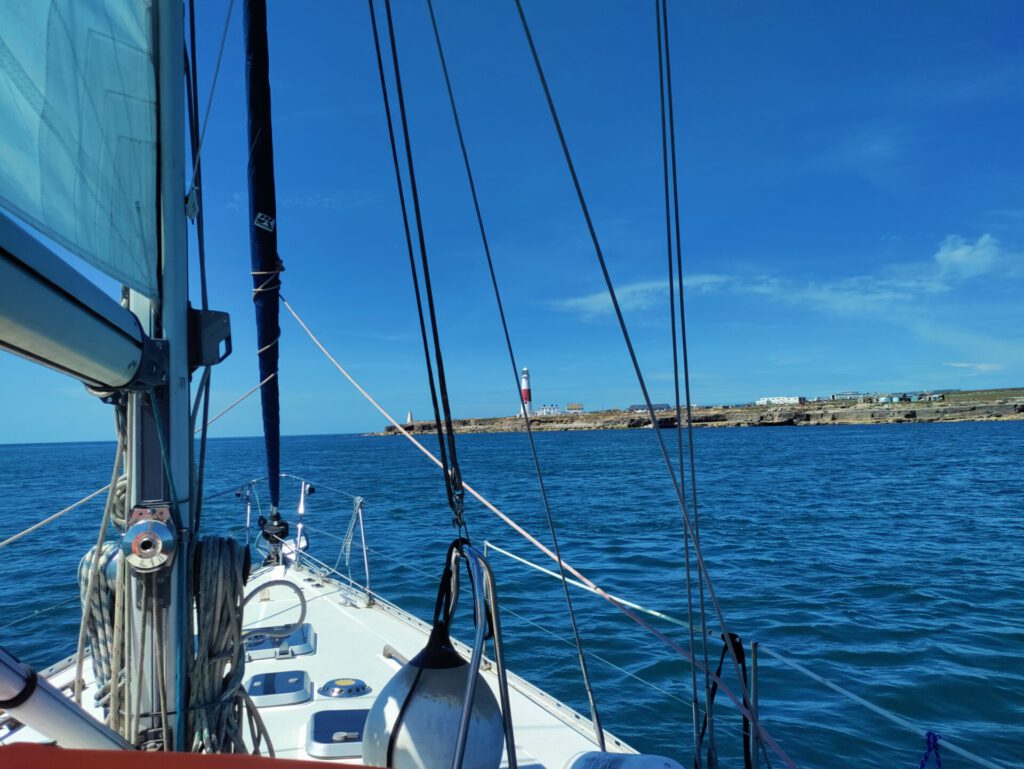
[660,0,713,739]
[424,0,605,749]
[194,371,212,530]
[281,296,798,769]
[0,595,80,631]
[187,0,236,198]
[758,646,1007,769]
[187,0,214,533]
[499,603,689,706]
[319,532,702,720]
[656,0,705,759]
[366,0,463,531]
[146,390,187,548]
[380,0,467,529]
[312,525,686,713]
[197,373,276,432]
[191,366,212,428]
[511,0,758,739]
[74,411,125,704]
[186,0,209,312]
[0,485,110,550]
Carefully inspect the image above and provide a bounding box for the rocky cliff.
[380,395,1024,435]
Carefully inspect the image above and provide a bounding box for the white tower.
[520,367,532,416]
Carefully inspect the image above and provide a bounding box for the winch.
[120,502,176,573]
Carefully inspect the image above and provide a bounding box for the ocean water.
[1,423,1022,767]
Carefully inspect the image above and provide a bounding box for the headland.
[379,388,1024,435]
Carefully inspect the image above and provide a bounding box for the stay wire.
[656,0,705,761]
[187,0,235,198]
[655,0,712,753]
[512,0,757,740]
[366,0,458,533]
[375,0,467,533]
[424,0,605,749]
[187,0,213,533]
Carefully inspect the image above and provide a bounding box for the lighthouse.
[520,367,533,416]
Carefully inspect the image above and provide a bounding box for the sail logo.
[254,212,276,232]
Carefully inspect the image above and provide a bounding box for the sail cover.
[243,0,282,510]
[0,1,158,297]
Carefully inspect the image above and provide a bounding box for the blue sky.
[2,1,1023,443]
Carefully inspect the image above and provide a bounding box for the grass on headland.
[945,388,1024,403]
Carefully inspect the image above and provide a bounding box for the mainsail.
[0,1,158,297]
[243,0,283,510]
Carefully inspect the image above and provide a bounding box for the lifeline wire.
[280,296,798,769]
[423,0,605,749]
[367,0,466,534]
[511,0,759,752]
[655,0,709,759]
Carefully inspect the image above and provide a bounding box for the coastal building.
[626,403,671,412]
[755,396,806,406]
[534,404,562,416]
[877,393,912,404]
[830,391,860,401]
[566,403,584,414]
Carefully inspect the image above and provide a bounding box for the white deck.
[2,560,633,767]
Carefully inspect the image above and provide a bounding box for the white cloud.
[943,362,1004,373]
[279,191,372,211]
[736,234,1012,317]
[934,234,1001,278]
[742,274,915,316]
[554,274,729,317]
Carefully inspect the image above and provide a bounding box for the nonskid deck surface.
[2,563,633,767]
[237,564,631,766]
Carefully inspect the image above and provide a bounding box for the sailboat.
[5,3,1009,769]
[0,0,719,766]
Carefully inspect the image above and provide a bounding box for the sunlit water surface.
[2,422,1021,767]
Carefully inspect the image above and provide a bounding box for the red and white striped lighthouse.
[520,367,532,416]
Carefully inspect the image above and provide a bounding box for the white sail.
[0,0,158,297]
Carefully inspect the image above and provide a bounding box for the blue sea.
[2,423,1022,767]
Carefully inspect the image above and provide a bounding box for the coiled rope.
[189,536,272,755]
[77,542,121,714]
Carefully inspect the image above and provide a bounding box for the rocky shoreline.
[380,396,1024,435]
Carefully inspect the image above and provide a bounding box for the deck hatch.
[306,709,370,759]
[245,670,312,707]
[244,622,317,660]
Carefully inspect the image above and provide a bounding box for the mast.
[156,0,191,751]
[243,0,284,525]
[123,0,192,751]
[0,0,199,752]
[127,0,192,751]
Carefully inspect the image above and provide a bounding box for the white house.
[755,396,806,406]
